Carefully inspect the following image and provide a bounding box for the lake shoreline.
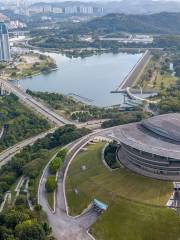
[17,51,143,107]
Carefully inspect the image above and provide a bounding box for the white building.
[28,6,43,15]
[8,20,27,30]
[64,6,78,14]
[52,7,63,14]
[43,5,52,13]
[79,6,94,14]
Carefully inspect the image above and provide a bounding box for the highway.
[0,79,72,126]
[0,128,57,168]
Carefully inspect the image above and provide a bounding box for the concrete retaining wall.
[118,50,152,90]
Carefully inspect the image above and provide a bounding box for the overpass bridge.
[0,79,72,127]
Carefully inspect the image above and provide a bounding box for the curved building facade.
[116,113,180,180]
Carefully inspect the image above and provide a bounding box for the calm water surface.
[20,52,142,107]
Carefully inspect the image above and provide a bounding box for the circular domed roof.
[141,113,180,142]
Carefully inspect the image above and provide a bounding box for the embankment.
[117,50,152,90]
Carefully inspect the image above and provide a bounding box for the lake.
[20,51,142,107]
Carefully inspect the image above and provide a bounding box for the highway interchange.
[0,118,119,240]
[0,78,122,239]
[0,128,57,168]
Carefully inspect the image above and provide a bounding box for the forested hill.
[80,12,180,34]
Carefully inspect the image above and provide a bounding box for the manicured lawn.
[66,142,180,240]
[66,142,172,214]
[91,197,180,240]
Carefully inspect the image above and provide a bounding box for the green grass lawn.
[154,73,176,90]
[47,192,54,210]
[145,72,176,91]
[91,197,180,240]
[66,142,180,240]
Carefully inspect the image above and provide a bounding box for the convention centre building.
[117,113,180,180]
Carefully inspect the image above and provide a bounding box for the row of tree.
[102,111,150,128]
[152,79,180,114]
[0,206,52,240]
[46,148,68,193]
[27,90,149,124]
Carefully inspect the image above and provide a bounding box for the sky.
[50,0,180,1]
[7,0,180,2]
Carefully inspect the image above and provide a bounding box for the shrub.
[57,148,68,159]
[15,220,45,240]
[23,158,44,179]
[45,176,56,193]
[49,157,62,174]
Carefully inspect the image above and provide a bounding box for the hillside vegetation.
[30,12,180,50]
[81,12,180,34]
[0,94,50,152]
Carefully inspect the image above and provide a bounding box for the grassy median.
[66,142,180,240]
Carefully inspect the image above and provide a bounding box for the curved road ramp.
[38,136,109,240]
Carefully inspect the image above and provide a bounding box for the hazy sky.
[42,0,180,1]
[20,0,180,2]
[10,0,180,2]
[28,0,180,1]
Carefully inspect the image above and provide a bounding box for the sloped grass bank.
[66,143,179,240]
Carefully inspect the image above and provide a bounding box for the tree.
[42,222,52,235]
[15,195,27,207]
[11,72,17,78]
[0,193,3,204]
[15,220,45,240]
[4,210,30,228]
[39,54,46,60]
[0,226,13,240]
[4,236,16,240]
[57,148,68,159]
[45,176,56,193]
[49,157,62,174]
[0,181,9,194]
[23,158,43,178]
[34,205,42,212]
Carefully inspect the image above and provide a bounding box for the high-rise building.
[79,6,94,14]
[64,6,78,14]
[0,22,11,62]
